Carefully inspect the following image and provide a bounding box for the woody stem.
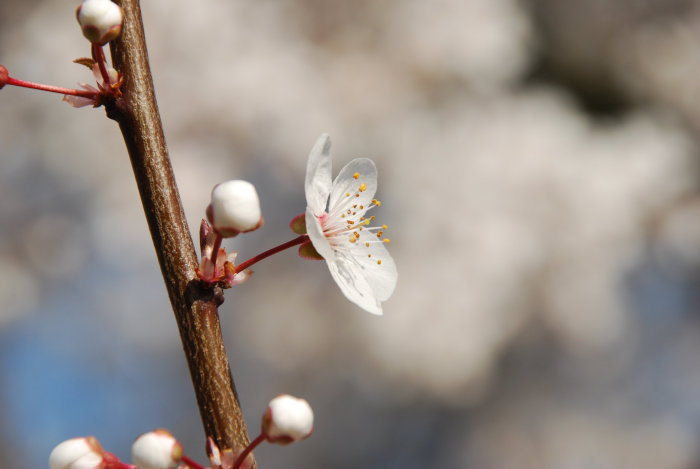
[107,0,254,460]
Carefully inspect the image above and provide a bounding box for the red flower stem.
[181,455,207,469]
[92,42,112,86]
[232,433,266,469]
[235,234,308,273]
[103,452,135,469]
[3,76,97,98]
[209,232,223,269]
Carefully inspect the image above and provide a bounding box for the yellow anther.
[377,260,382,265]
[383,238,390,243]
[360,205,364,209]
[353,172,360,179]
[346,192,350,197]
[359,183,367,192]
[382,224,388,230]
[341,213,345,218]
[365,242,370,247]
[349,236,357,243]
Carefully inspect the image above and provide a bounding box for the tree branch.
[105,0,253,461]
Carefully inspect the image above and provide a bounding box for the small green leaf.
[298,241,324,260]
[289,213,307,234]
[73,57,96,69]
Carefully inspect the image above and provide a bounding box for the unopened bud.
[49,436,104,469]
[207,180,263,237]
[131,429,183,469]
[76,0,124,45]
[262,394,314,445]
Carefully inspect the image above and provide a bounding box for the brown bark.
[105,0,254,462]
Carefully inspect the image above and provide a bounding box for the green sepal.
[298,241,324,260]
[290,213,307,234]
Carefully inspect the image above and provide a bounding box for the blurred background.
[2,0,700,467]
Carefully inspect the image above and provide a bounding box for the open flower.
[303,134,397,315]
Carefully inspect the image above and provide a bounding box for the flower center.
[320,171,390,265]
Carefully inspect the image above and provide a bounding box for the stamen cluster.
[323,170,391,266]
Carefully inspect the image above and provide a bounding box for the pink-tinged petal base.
[305,209,335,260]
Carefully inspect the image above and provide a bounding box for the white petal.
[328,158,377,218]
[351,232,397,301]
[304,134,333,215]
[305,208,335,260]
[327,252,383,315]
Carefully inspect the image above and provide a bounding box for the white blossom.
[304,134,397,314]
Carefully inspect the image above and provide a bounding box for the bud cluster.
[49,431,182,469]
[49,395,313,469]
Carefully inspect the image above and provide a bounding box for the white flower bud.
[76,0,124,45]
[131,429,183,469]
[207,180,263,237]
[262,395,314,445]
[49,436,104,469]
